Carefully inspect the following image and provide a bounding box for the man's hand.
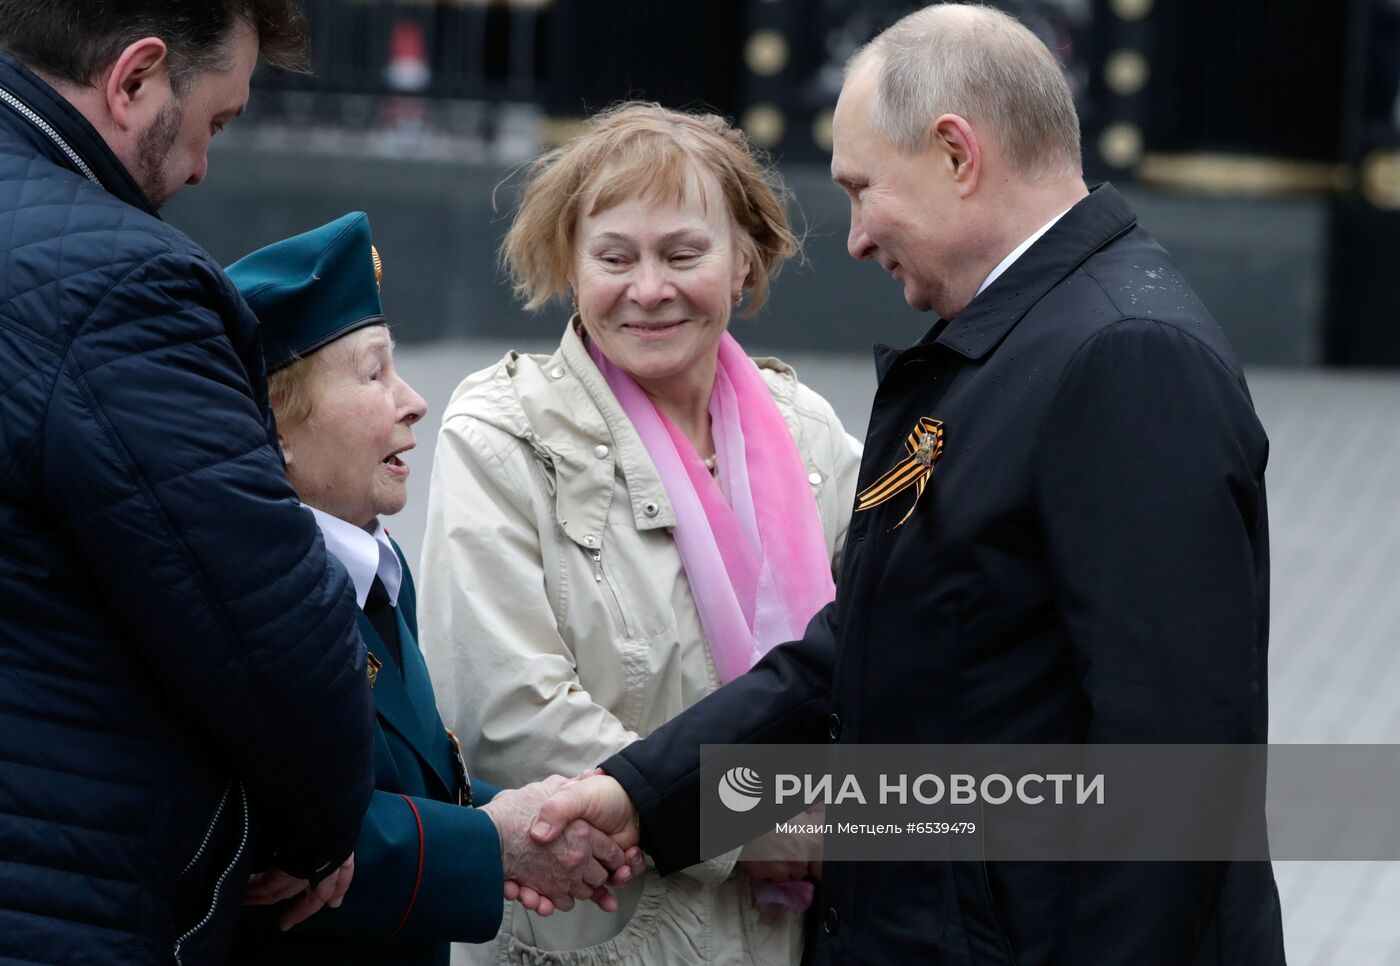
[528,774,640,850]
[482,776,643,917]
[243,852,356,931]
[505,774,643,914]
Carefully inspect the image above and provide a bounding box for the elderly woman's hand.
[243,852,356,931]
[483,775,642,916]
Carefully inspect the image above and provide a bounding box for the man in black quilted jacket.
[0,4,377,962]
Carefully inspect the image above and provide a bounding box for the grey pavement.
[392,340,1400,964]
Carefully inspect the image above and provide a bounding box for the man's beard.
[134,99,183,209]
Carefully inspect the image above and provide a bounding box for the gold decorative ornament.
[371,245,383,289]
[1137,153,1354,196]
[742,104,786,149]
[1105,49,1149,96]
[1099,122,1144,169]
[1362,150,1400,209]
[540,116,590,148]
[745,30,790,77]
[812,109,835,153]
[1111,0,1153,20]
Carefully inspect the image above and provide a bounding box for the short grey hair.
[851,3,1081,181]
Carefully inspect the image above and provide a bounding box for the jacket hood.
[443,320,802,550]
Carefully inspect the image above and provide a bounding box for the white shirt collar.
[305,505,403,609]
[975,206,1073,298]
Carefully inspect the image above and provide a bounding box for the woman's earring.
[571,291,581,315]
[732,290,743,307]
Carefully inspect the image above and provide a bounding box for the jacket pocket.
[949,801,1018,966]
[499,869,682,964]
[172,781,251,965]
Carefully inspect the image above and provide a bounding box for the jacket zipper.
[178,780,232,881]
[0,84,101,186]
[173,782,249,965]
[589,547,632,638]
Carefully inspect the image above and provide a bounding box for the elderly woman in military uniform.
[223,213,641,966]
[418,104,862,965]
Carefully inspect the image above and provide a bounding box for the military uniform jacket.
[233,546,505,966]
[605,184,1286,965]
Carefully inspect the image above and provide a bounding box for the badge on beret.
[855,417,945,530]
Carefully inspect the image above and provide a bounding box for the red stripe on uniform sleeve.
[387,794,426,939]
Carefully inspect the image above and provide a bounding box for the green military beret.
[227,211,385,374]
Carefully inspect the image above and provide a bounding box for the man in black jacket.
[528,5,1286,963]
[0,4,376,962]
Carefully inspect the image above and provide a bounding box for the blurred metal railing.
[247,0,1397,189]
[248,1,1098,159]
[256,0,550,101]
[222,0,1400,365]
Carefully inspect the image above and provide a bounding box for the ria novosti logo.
[717,766,765,812]
[716,767,1107,810]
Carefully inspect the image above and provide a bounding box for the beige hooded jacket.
[419,323,860,965]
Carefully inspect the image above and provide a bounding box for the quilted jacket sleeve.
[39,252,375,880]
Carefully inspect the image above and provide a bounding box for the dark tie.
[364,575,403,671]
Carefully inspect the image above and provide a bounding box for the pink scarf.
[591,331,832,915]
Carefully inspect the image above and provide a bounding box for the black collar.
[0,51,157,216]
[875,183,1138,378]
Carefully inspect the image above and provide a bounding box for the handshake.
[481,772,643,916]
[245,772,821,931]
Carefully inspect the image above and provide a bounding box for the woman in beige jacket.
[418,103,860,965]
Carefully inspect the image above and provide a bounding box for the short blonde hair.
[266,351,320,432]
[501,102,799,316]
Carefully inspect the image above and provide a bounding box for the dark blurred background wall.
[165,0,1400,366]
